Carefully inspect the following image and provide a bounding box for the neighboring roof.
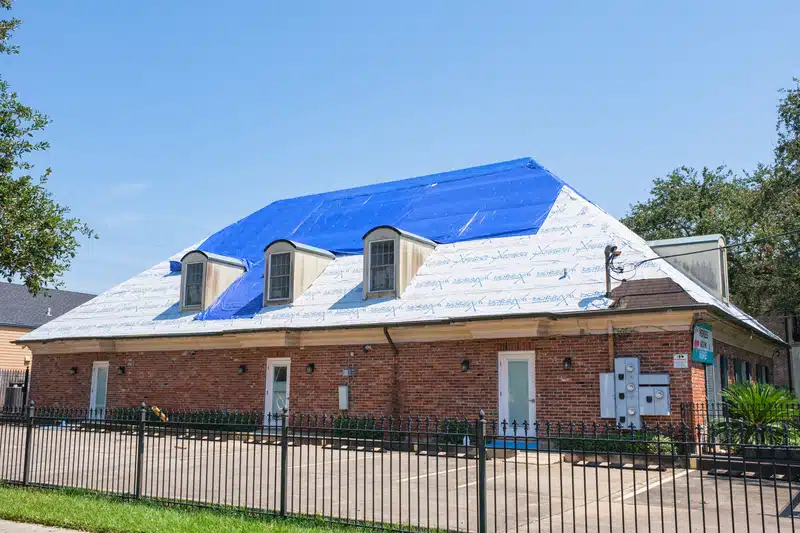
[648,235,724,247]
[0,283,95,329]
[18,157,783,345]
[610,279,696,310]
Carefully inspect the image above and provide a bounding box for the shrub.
[714,383,800,445]
[554,430,678,455]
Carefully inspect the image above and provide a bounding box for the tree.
[622,79,800,317]
[0,0,94,295]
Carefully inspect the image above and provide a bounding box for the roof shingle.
[0,283,95,329]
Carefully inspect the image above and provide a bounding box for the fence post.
[134,402,146,499]
[22,400,34,486]
[476,409,487,533]
[279,408,289,517]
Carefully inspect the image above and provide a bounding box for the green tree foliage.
[0,0,94,295]
[622,79,800,316]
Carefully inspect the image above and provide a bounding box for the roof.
[648,235,724,246]
[265,240,336,259]
[0,283,95,329]
[18,157,783,345]
[362,226,437,247]
[180,251,248,269]
[610,279,696,310]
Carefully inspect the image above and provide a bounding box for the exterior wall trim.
[21,311,700,355]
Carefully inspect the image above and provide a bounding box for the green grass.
[0,485,360,533]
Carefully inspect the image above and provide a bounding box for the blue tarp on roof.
[197,157,567,320]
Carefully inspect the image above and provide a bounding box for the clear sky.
[4,1,799,295]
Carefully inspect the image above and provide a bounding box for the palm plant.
[712,383,800,446]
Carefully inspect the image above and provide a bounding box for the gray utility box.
[638,373,671,417]
[600,357,671,429]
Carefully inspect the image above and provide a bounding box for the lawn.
[0,485,359,533]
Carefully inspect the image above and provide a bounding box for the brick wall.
[28,329,773,425]
[714,340,776,386]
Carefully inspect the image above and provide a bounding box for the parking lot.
[1,424,798,532]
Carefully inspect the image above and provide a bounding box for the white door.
[89,361,109,418]
[498,351,536,436]
[264,358,291,424]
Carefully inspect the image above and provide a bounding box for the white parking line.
[458,473,504,489]
[401,464,473,483]
[614,470,689,503]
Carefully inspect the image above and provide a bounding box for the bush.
[554,430,678,455]
[438,419,474,445]
[714,383,800,446]
[331,416,383,440]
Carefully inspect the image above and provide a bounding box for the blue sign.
[692,323,714,364]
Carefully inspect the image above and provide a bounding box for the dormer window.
[267,252,292,301]
[184,263,205,307]
[263,240,334,306]
[369,240,395,292]
[362,226,435,300]
[179,250,246,312]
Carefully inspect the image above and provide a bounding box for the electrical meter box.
[639,373,671,416]
[599,357,671,428]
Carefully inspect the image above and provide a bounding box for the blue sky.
[3,1,799,294]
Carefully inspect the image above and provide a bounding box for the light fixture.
[238,364,248,375]
[461,359,470,372]
[306,363,315,374]
[118,366,126,376]
[563,357,572,370]
[363,344,372,352]
[69,367,78,375]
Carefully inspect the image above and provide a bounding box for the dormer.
[362,226,436,300]
[263,240,335,306]
[179,251,247,312]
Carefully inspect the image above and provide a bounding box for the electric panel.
[598,357,672,428]
[614,357,640,428]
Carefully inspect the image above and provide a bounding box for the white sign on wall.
[673,353,689,369]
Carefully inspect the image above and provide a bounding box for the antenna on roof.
[604,245,622,298]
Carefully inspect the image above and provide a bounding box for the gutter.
[19,303,786,348]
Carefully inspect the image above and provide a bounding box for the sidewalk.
[0,521,79,533]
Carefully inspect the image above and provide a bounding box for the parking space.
[1,425,799,532]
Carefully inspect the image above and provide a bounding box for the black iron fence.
[2,403,800,533]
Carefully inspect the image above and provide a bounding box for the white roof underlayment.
[22,186,780,343]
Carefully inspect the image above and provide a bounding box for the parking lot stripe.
[615,470,689,503]
[400,464,473,483]
[458,472,504,489]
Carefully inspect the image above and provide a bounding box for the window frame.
[182,261,205,310]
[367,239,396,294]
[266,251,293,302]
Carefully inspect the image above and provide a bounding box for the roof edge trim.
[362,225,437,247]
[263,239,335,259]
[180,250,247,269]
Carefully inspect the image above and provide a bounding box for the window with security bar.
[268,252,291,300]
[369,240,395,292]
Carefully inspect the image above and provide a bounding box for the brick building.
[20,158,787,427]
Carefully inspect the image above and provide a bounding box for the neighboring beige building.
[0,282,94,370]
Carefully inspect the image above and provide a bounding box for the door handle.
[530,398,536,403]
